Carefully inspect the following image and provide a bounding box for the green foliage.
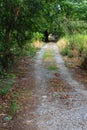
[0,0,87,69]
[60,33,87,60]
[48,65,59,71]
[0,73,16,96]
[0,105,2,110]
[9,92,19,115]
[11,92,19,100]
[24,42,39,57]
[59,33,87,70]
[32,32,44,41]
[0,0,42,68]
[0,83,11,96]
[61,47,73,58]
[9,100,19,115]
[61,46,70,56]
[66,34,87,56]
[43,50,55,60]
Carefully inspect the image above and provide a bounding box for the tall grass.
[66,34,87,57]
[57,33,87,68]
[58,34,87,58]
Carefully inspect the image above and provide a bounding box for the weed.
[43,49,55,60]
[32,32,44,41]
[65,62,73,69]
[24,42,39,57]
[48,65,59,71]
[0,73,16,96]
[11,92,19,99]
[9,100,19,115]
[0,81,13,96]
[61,46,70,56]
[0,105,2,110]
[58,33,87,59]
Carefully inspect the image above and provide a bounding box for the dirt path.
[34,43,87,130]
[9,43,87,130]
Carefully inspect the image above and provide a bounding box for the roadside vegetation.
[0,32,44,117]
[58,33,87,69]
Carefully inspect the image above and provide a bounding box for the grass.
[0,73,18,116]
[0,105,2,110]
[0,73,16,96]
[9,100,19,115]
[48,65,59,71]
[58,33,87,58]
[0,81,14,96]
[65,61,73,69]
[57,33,87,69]
[7,92,19,115]
[11,92,19,99]
[43,48,59,71]
[43,49,55,60]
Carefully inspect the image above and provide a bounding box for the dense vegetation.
[0,0,87,94]
[0,0,87,69]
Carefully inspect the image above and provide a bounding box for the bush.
[61,46,70,56]
[32,32,44,42]
[60,34,87,58]
[9,100,19,115]
[0,73,16,96]
[67,34,87,57]
[23,42,39,57]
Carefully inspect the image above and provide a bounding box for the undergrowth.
[0,73,16,96]
[58,33,87,69]
[9,100,19,115]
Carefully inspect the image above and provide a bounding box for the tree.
[0,0,42,67]
[0,0,87,68]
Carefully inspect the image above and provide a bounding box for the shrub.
[0,73,16,96]
[32,32,44,42]
[60,34,87,58]
[61,46,70,56]
[9,100,19,115]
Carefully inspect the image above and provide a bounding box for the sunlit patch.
[33,40,44,48]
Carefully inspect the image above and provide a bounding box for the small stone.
[42,95,47,98]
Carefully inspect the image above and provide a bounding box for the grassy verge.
[0,40,43,95]
[0,39,42,126]
[57,33,87,69]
